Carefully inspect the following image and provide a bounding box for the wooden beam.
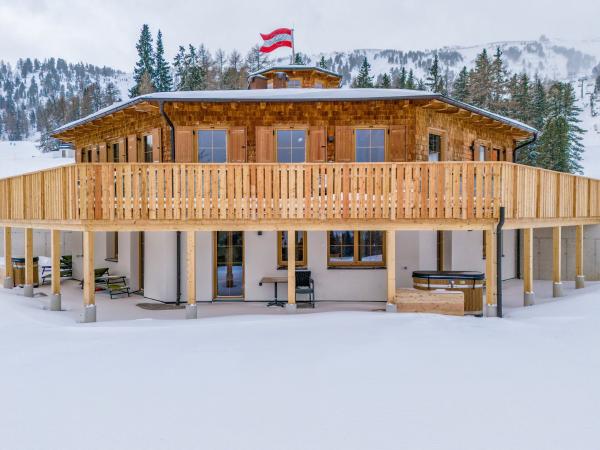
[3,227,12,287]
[485,229,497,314]
[186,231,196,305]
[24,228,33,286]
[83,231,95,307]
[287,229,296,306]
[51,229,61,296]
[576,224,584,288]
[552,226,563,297]
[386,230,396,304]
[523,228,534,305]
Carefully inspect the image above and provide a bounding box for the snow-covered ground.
[0,140,73,178]
[0,279,599,450]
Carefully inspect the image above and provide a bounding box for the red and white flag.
[259,28,293,53]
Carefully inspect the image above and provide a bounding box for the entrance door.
[214,231,244,299]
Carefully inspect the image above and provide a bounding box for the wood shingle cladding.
[60,98,529,165]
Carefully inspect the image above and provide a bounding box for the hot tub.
[412,270,484,315]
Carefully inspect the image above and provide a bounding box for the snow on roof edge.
[52,89,538,136]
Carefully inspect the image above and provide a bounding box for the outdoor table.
[259,276,288,307]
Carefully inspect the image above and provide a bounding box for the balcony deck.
[0,162,599,231]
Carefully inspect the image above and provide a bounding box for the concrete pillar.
[82,231,96,323]
[552,226,563,297]
[3,227,13,288]
[386,230,397,312]
[185,231,197,319]
[523,228,535,306]
[286,229,296,312]
[50,229,62,311]
[485,228,497,317]
[23,228,34,297]
[575,224,585,289]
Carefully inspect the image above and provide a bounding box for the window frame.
[327,230,386,268]
[287,78,302,88]
[427,128,447,162]
[197,128,228,164]
[212,231,245,299]
[275,126,308,163]
[277,231,308,269]
[142,133,153,163]
[353,126,388,162]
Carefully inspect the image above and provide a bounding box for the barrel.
[12,257,40,287]
[412,270,484,315]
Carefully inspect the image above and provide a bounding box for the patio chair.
[80,267,110,289]
[295,270,315,308]
[41,255,73,285]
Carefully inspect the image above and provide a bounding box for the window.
[106,232,118,261]
[328,230,385,267]
[198,129,227,163]
[276,129,306,163]
[478,144,486,161]
[143,134,153,162]
[314,81,323,88]
[111,143,120,163]
[287,79,301,88]
[214,231,244,298]
[278,231,307,268]
[356,129,385,162]
[428,134,441,161]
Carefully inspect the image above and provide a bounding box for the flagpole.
[291,28,295,64]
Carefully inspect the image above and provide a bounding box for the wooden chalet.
[0,65,595,322]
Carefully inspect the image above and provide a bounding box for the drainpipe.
[496,207,506,318]
[513,133,537,164]
[159,101,181,305]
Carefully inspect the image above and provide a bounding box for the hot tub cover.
[412,270,485,280]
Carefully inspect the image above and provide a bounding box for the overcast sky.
[0,0,598,70]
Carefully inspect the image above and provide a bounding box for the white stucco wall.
[451,230,516,280]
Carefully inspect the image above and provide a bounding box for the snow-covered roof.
[52,88,538,136]
[248,64,342,79]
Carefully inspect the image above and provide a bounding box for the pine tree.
[513,73,533,124]
[394,67,407,89]
[426,53,444,93]
[406,69,416,89]
[417,79,426,90]
[351,58,374,88]
[490,47,509,114]
[469,49,494,109]
[452,66,470,101]
[129,24,155,97]
[378,73,391,88]
[536,82,585,174]
[531,76,547,130]
[293,53,304,65]
[153,30,173,92]
[318,56,328,69]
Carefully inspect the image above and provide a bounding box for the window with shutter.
[388,125,407,162]
[255,127,275,163]
[308,127,327,162]
[175,128,195,163]
[127,134,137,162]
[228,127,247,162]
[151,128,161,162]
[334,126,353,162]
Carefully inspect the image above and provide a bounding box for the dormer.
[248,65,342,89]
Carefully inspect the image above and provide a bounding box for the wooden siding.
[0,162,598,231]
[63,100,527,165]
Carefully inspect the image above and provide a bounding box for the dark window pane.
[291,147,305,163]
[371,147,385,162]
[213,147,227,163]
[356,148,369,162]
[278,148,291,163]
[372,129,385,147]
[356,130,369,148]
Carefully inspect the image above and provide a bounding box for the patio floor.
[1,277,597,322]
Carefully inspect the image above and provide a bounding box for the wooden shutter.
[334,126,354,162]
[98,143,107,162]
[118,138,127,162]
[151,128,162,162]
[308,127,327,162]
[127,134,137,162]
[106,144,114,162]
[388,125,407,162]
[175,128,194,162]
[75,148,82,163]
[228,127,247,162]
[255,126,275,163]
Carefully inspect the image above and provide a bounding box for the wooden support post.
[3,227,13,288]
[50,230,62,311]
[485,228,497,316]
[575,224,585,289]
[82,231,96,322]
[523,228,535,306]
[24,228,34,297]
[386,230,397,312]
[287,230,296,311]
[185,231,197,319]
[552,226,563,297]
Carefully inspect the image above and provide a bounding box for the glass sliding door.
[214,231,244,299]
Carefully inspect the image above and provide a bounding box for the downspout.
[496,207,506,318]
[159,101,181,305]
[513,133,537,285]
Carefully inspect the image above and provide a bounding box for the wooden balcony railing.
[0,162,599,229]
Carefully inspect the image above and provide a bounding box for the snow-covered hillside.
[0,141,72,178]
